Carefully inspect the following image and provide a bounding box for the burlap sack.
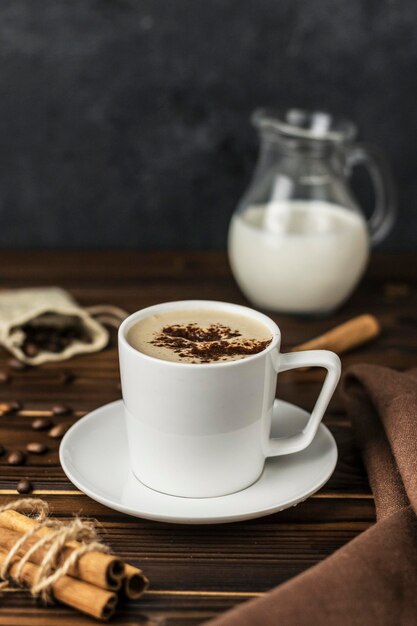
[0,287,112,365]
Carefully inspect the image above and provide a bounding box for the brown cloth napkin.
[205,365,417,626]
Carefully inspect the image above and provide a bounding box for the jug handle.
[344,143,397,246]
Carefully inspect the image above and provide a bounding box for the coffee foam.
[127,309,273,364]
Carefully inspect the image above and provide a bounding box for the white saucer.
[60,399,337,524]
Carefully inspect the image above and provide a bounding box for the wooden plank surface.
[0,250,416,625]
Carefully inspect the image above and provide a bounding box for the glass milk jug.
[228,109,396,314]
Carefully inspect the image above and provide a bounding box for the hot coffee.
[126,309,272,364]
[119,300,341,497]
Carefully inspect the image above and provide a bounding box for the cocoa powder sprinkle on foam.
[150,323,271,363]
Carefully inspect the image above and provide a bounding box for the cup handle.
[266,350,341,456]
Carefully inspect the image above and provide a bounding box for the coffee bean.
[0,402,14,415]
[0,370,11,384]
[48,423,69,439]
[0,444,5,456]
[52,404,72,417]
[78,329,92,343]
[24,342,39,357]
[46,342,63,353]
[26,442,48,455]
[16,479,32,494]
[7,450,26,466]
[8,358,29,371]
[0,401,21,415]
[32,417,53,431]
[60,370,75,384]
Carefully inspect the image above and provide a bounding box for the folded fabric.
[205,365,417,626]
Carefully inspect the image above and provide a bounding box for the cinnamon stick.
[0,546,117,620]
[292,314,380,355]
[123,563,149,599]
[0,509,124,591]
[0,525,149,601]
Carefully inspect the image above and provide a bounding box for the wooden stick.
[0,547,117,620]
[292,314,380,355]
[0,510,124,591]
[123,563,149,599]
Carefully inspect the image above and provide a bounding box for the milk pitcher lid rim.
[252,108,357,143]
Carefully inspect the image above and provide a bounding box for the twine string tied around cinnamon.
[0,498,110,603]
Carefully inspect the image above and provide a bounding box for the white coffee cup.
[118,300,341,498]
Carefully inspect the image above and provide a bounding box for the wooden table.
[0,250,416,625]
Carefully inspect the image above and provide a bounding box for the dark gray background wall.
[0,0,415,249]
